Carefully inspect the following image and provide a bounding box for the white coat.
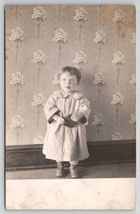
[42,90,91,161]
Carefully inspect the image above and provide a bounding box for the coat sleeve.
[44,94,60,123]
[76,97,91,125]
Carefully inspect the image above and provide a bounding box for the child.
[42,66,91,178]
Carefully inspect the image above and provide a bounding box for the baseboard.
[5,140,136,171]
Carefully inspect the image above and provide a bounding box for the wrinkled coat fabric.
[42,90,91,161]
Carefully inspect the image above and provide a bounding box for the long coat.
[42,90,91,162]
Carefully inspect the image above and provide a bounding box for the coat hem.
[42,152,89,162]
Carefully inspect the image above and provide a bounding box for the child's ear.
[77,80,80,85]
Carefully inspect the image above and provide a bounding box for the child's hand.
[64,114,77,128]
[71,112,87,124]
[56,116,65,125]
[52,114,65,125]
[71,112,84,122]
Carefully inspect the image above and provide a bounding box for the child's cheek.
[72,82,78,89]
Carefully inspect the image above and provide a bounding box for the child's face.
[59,72,78,93]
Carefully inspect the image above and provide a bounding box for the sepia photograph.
[5,4,136,209]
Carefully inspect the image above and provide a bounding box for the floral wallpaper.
[5,5,136,145]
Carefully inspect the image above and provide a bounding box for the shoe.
[70,165,79,178]
[56,162,64,177]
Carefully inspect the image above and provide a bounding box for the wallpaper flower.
[31,50,46,82]
[33,135,43,144]
[131,32,136,44]
[112,9,126,23]
[93,72,106,86]
[93,72,106,107]
[92,113,104,140]
[93,30,106,46]
[31,6,47,21]
[10,72,25,107]
[9,27,25,42]
[31,6,47,40]
[73,50,87,65]
[52,28,68,43]
[10,115,25,129]
[130,73,136,85]
[73,7,88,41]
[129,113,136,138]
[93,30,106,71]
[111,92,124,105]
[10,115,25,144]
[10,71,25,86]
[9,27,25,61]
[52,28,68,65]
[112,132,123,140]
[31,93,46,126]
[112,51,125,65]
[31,50,46,64]
[111,92,124,127]
[31,93,46,106]
[112,8,126,47]
[92,113,104,126]
[112,51,125,84]
[73,7,88,23]
[129,113,136,125]
[52,71,61,85]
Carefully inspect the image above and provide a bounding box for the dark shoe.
[70,165,79,178]
[56,162,64,177]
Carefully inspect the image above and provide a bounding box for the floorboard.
[6,162,136,179]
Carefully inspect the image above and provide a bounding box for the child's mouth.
[66,86,71,89]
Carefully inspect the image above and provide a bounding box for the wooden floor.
[6,162,136,179]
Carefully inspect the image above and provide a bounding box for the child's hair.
[61,66,81,83]
[53,66,81,85]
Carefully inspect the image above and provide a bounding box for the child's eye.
[70,79,75,83]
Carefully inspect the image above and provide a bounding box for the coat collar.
[59,90,83,99]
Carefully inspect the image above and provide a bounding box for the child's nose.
[66,79,70,85]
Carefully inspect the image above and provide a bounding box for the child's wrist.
[71,112,84,122]
[71,115,78,122]
[53,114,61,121]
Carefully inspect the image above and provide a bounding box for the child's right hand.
[56,116,65,125]
[52,114,65,125]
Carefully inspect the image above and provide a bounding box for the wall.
[5,5,136,145]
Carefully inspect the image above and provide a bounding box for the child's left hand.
[71,112,84,122]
